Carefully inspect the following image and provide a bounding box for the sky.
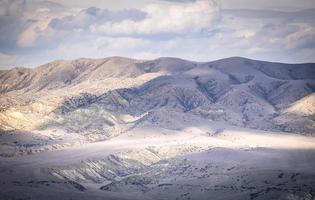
[0,0,315,69]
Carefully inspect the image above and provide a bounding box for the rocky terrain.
[0,56,315,200]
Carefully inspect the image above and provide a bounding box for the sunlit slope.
[2,57,314,135]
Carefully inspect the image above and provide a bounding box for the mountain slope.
[1,57,314,136]
[1,56,315,200]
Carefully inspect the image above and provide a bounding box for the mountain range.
[0,56,315,200]
[1,56,314,136]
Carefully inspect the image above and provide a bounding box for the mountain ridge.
[1,56,315,200]
[1,56,314,135]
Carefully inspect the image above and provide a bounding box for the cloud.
[0,52,14,65]
[0,0,69,51]
[92,0,219,35]
[1,0,315,68]
[159,0,196,3]
[0,0,27,51]
[285,24,315,49]
[222,8,315,24]
[49,7,147,31]
[10,0,219,52]
[217,0,315,10]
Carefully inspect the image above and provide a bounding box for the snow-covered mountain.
[0,57,315,200]
[1,56,314,134]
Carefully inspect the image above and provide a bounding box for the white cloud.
[1,0,315,68]
[93,0,219,35]
[217,0,315,11]
[234,30,256,39]
[285,24,315,49]
[247,47,269,55]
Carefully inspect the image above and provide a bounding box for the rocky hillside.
[1,56,314,136]
[1,56,315,200]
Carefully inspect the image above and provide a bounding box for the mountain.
[1,56,314,134]
[0,56,315,200]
